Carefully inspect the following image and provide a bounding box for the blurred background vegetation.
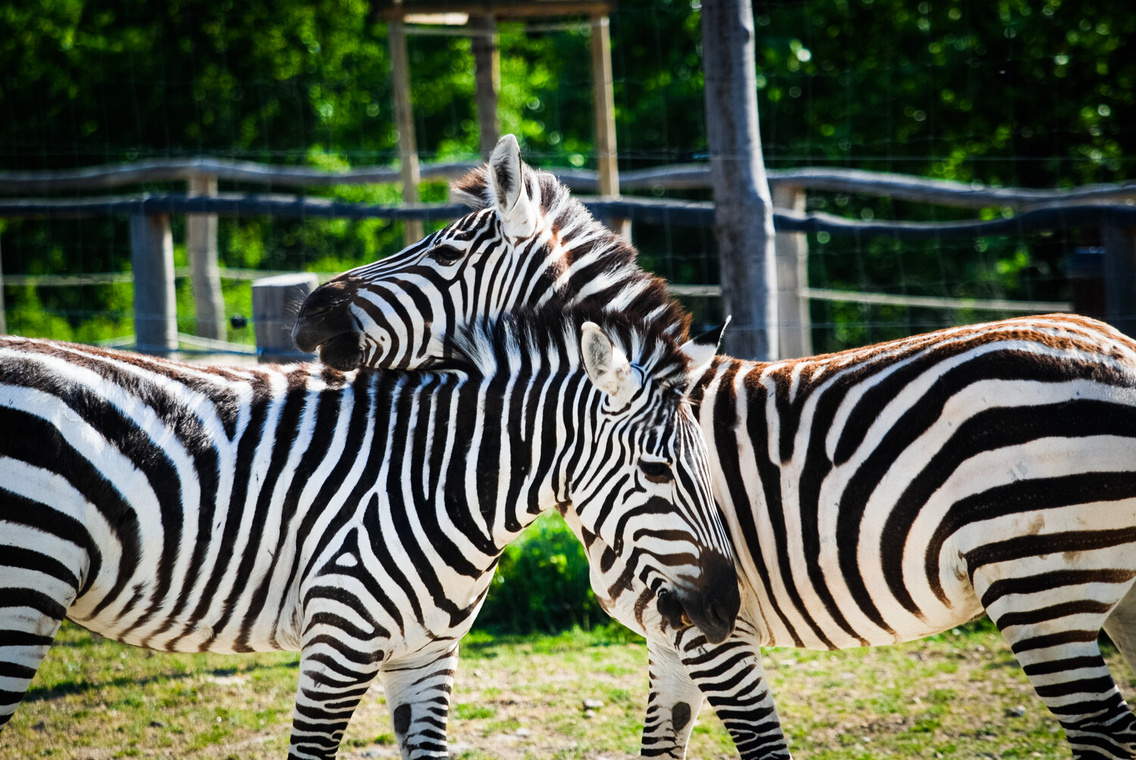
[3,0,1135,346]
[3,0,1135,631]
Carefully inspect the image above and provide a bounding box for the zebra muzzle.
[657,552,740,645]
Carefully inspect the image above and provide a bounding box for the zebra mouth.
[656,587,693,632]
[654,554,739,644]
[316,333,365,371]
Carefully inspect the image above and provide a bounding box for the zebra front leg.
[288,638,382,760]
[642,637,706,758]
[677,625,792,760]
[379,640,460,760]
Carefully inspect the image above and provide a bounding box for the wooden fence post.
[701,0,779,361]
[590,12,630,239]
[187,173,227,341]
[471,15,500,161]
[0,237,6,335]
[1104,225,1136,337]
[1068,246,1106,322]
[252,273,319,363]
[772,184,811,357]
[389,19,424,245]
[130,213,178,355]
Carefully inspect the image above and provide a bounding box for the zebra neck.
[460,372,603,555]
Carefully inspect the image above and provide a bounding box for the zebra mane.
[452,164,693,343]
[446,303,692,391]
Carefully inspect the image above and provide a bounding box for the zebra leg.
[984,585,1136,759]
[0,591,67,733]
[288,641,382,760]
[379,640,459,760]
[677,626,792,760]
[1103,579,1136,677]
[642,637,705,758]
[0,524,80,732]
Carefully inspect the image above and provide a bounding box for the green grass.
[3,622,1134,759]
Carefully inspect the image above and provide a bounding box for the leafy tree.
[3,0,1135,346]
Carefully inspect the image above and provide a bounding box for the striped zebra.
[0,306,741,760]
[294,134,1136,760]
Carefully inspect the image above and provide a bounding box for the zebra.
[0,305,741,760]
[293,134,1136,760]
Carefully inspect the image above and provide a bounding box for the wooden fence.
[1,158,1135,359]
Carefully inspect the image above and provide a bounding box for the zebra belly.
[67,561,304,655]
[738,455,1136,651]
[740,562,984,651]
[51,480,307,655]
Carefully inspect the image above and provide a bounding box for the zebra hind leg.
[0,550,74,732]
[1100,580,1136,754]
[985,580,1136,760]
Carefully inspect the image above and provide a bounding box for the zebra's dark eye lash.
[640,460,673,484]
[428,244,464,264]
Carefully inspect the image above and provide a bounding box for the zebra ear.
[581,321,638,401]
[489,134,538,238]
[680,316,729,387]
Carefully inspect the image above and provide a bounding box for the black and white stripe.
[0,307,738,760]
[294,135,1136,760]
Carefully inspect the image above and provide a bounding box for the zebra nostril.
[706,599,732,632]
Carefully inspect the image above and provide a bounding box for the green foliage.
[475,512,604,635]
[3,0,1136,347]
[749,0,1135,186]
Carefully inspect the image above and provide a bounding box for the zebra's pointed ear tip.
[489,134,532,221]
[694,315,731,350]
[491,134,521,165]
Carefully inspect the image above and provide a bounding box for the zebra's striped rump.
[0,307,737,759]
[689,314,1136,758]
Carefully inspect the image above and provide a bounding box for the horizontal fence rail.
[0,193,470,222]
[3,194,1134,236]
[0,159,479,193]
[2,156,1135,359]
[6,156,1133,208]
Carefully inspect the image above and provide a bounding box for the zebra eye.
[640,460,673,484]
[428,244,464,265]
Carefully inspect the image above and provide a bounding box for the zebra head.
[582,320,739,644]
[293,134,676,370]
[460,308,739,644]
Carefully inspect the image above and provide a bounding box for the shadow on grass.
[24,659,299,704]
